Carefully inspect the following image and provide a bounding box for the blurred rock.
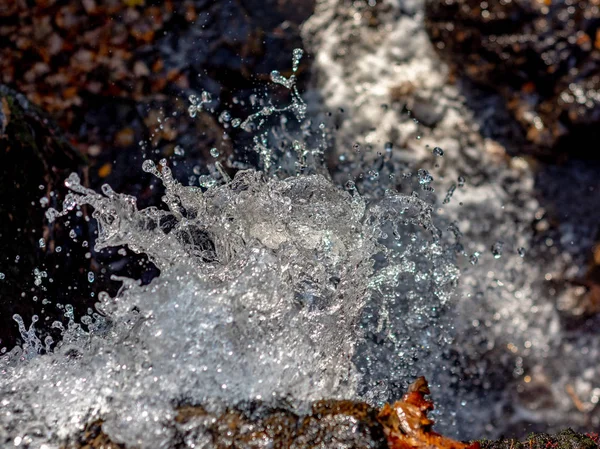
[425,0,600,157]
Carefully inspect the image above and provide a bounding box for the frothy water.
[2,11,600,443]
[0,50,460,448]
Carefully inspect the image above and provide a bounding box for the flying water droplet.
[491,241,504,259]
[432,147,444,157]
[87,272,95,283]
[210,148,220,158]
[142,160,156,173]
[292,48,303,72]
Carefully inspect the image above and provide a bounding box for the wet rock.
[63,377,600,448]
[425,0,600,157]
[0,85,91,349]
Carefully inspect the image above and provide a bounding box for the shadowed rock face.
[424,0,600,157]
[0,85,91,350]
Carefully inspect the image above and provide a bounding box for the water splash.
[0,49,461,448]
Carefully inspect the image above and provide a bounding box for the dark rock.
[425,0,600,157]
[0,85,90,349]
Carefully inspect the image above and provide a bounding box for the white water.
[0,50,461,448]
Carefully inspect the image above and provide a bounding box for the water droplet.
[0,273,5,280]
[201,91,212,103]
[210,148,220,158]
[384,142,393,154]
[458,176,466,187]
[418,169,433,186]
[491,241,504,259]
[470,252,480,265]
[219,111,231,123]
[87,272,95,283]
[69,230,77,239]
[518,247,526,258]
[39,238,46,248]
[345,180,356,190]
[198,175,217,188]
[142,160,156,173]
[432,147,444,157]
[292,48,303,72]
[174,146,185,156]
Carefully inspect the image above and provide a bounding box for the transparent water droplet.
[231,118,241,128]
[69,229,77,239]
[198,175,217,188]
[201,91,212,103]
[432,147,444,157]
[418,169,433,185]
[292,48,303,72]
[87,272,95,283]
[518,247,526,258]
[384,142,393,154]
[219,111,231,123]
[39,238,46,248]
[210,148,220,158]
[491,241,504,259]
[174,146,185,156]
[470,252,480,265]
[458,176,466,187]
[55,246,62,253]
[345,180,356,190]
[0,272,5,280]
[142,160,156,173]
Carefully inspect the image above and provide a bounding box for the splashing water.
[0,49,460,448]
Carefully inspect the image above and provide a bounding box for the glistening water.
[0,46,598,448]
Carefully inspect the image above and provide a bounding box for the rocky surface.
[424,0,600,157]
[0,85,91,350]
[61,378,600,449]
